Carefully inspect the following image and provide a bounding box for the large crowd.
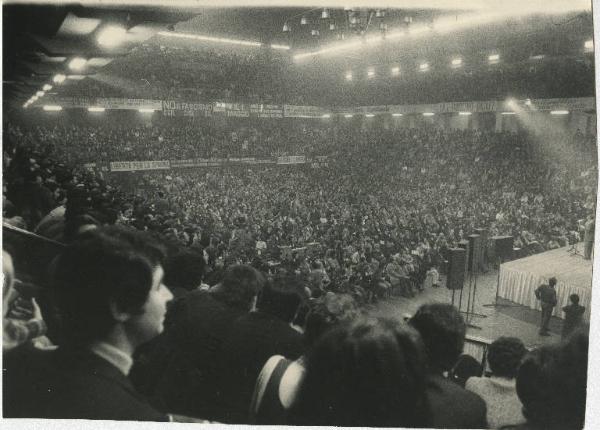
[2,115,595,428]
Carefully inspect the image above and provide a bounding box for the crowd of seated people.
[3,232,589,428]
[3,120,596,304]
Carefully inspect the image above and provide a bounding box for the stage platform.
[498,243,594,321]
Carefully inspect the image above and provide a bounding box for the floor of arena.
[367,267,565,350]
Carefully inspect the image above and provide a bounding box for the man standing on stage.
[583,215,595,260]
[535,277,558,336]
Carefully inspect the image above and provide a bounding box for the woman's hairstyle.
[487,336,527,378]
[289,317,430,427]
[516,329,588,430]
[52,226,166,345]
[303,292,360,348]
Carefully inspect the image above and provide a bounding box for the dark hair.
[211,264,264,310]
[163,248,206,292]
[487,337,527,378]
[549,277,557,286]
[289,317,430,427]
[450,354,483,387]
[257,272,304,322]
[304,292,360,348]
[52,226,166,345]
[409,303,466,372]
[516,330,588,430]
[570,294,580,305]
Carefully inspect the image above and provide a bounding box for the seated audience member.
[2,250,48,351]
[449,354,483,388]
[288,317,430,427]
[163,248,207,298]
[133,264,264,419]
[466,337,527,428]
[3,227,173,421]
[409,303,488,429]
[504,329,588,430]
[250,292,360,425]
[562,294,585,339]
[213,271,306,423]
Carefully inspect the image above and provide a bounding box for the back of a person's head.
[549,277,557,286]
[570,294,580,305]
[409,303,466,372]
[303,292,360,348]
[290,317,429,427]
[516,330,588,430]
[488,336,527,378]
[257,272,304,323]
[52,226,166,345]
[450,354,483,387]
[163,248,206,292]
[211,264,264,311]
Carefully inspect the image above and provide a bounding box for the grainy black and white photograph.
[1,1,598,429]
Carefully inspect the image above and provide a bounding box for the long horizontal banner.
[107,156,326,172]
[34,97,595,115]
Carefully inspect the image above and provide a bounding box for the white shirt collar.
[89,341,133,376]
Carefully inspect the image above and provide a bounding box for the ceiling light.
[451,58,462,67]
[139,108,155,113]
[391,66,400,76]
[271,44,290,50]
[419,63,429,71]
[392,113,403,117]
[321,9,329,19]
[367,68,375,77]
[365,114,375,118]
[88,107,106,112]
[525,98,532,106]
[375,9,385,18]
[488,53,500,63]
[69,57,87,70]
[42,84,52,91]
[344,114,353,118]
[36,91,45,97]
[97,25,127,48]
[530,54,545,60]
[345,72,353,81]
[584,39,593,50]
[53,74,66,84]
[322,114,331,118]
[311,29,320,37]
[300,16,308,25]
[501,112,516,115]
[43,105,62,111]
[23,102,29,108]
[329,23,336,31]
[459,111,472,116]
[550,110,569,115]
[423,112,435,116]
[67,75,86,80]
[283,23,290,32]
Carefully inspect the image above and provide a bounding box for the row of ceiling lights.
[23,58,88,108]
[343,40,593,81]
[283,8,399,35]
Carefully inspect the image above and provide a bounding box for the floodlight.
[322,114,331,118]
[488,53,500,63]
[53,74,66,84]
[88,107,106,112]
[139,108,155,113]
[36,91,45,97]
[392,113,403,117]
[97,26,126,48]
[300,16,308,25]
[423,112,435,116]
[329,23,336,31]
[344,114,353,118]
[43,84,52,91]
[367,68,375,78]
[345,72,353,81]
[271,44,290,50]
[321,9,329,19]
[584,39,593,50]
[458,111,472,116]
[391,66,400,76]
[550,110,569,115]
[365,114,375,118]
[43,105,62,111]
[69,57,87,70]
[501,112,516,115]
[282,23,290,32]
[451,58,462,67]
[419,63,429,71]
[525,98,532,106]
[23,102,29,108]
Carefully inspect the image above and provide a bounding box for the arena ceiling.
[3,1,595,106]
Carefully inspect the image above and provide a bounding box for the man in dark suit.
[535,277,558,336]
[3,227,173,421]
[410,303,488,429]
[131,264,265,420]
[212,271,305,423]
